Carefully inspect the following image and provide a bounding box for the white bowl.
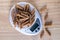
[9,2,42,35]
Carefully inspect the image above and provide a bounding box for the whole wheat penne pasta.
[21,18,29,24]
[16,13,27,18]
[44,12,48,20]
[40,5,47,12]
[30,18,34,25]
[20,12,29,18]
[31,9,35,15]
[44,20,52,26]
[24,4,30,11]
[40,30,44,38]
[19,18,29,22]
[15,4,24,11]
[22,21,29,26]
[23,11,30,15]
[29,14,35,24]
[30,14,35,19]
[45,28,51,36]
[16,14,21,17]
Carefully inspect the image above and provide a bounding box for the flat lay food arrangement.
[0,0,60,40]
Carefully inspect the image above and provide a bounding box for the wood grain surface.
[0,0,60,40]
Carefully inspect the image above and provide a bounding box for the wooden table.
[0,0,60,40]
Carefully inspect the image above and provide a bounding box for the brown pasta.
[31,9,35,15]
[40,30,44,38]
[44,12,48,20]
[15,4,24,11]
[45,28,51,36]
[44,20,52,26]
[24,4,30,11]
[12,4,35,29]
[40,5,47,12]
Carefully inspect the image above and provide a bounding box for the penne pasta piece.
[19,18,29,22]
[30,18,35,25]
[44,20,52,26]
[45,28,51,36]
[20,12,29,18]
[24,4,30,11]
[44,12,48,20]
[31,9,35,15]
[21,18,29,24]
[40,30,44,38]
[22,21,30,26]
[15,4,24,11]
[40,5,47,12]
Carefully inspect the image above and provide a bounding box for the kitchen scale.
[9,2,42,35]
